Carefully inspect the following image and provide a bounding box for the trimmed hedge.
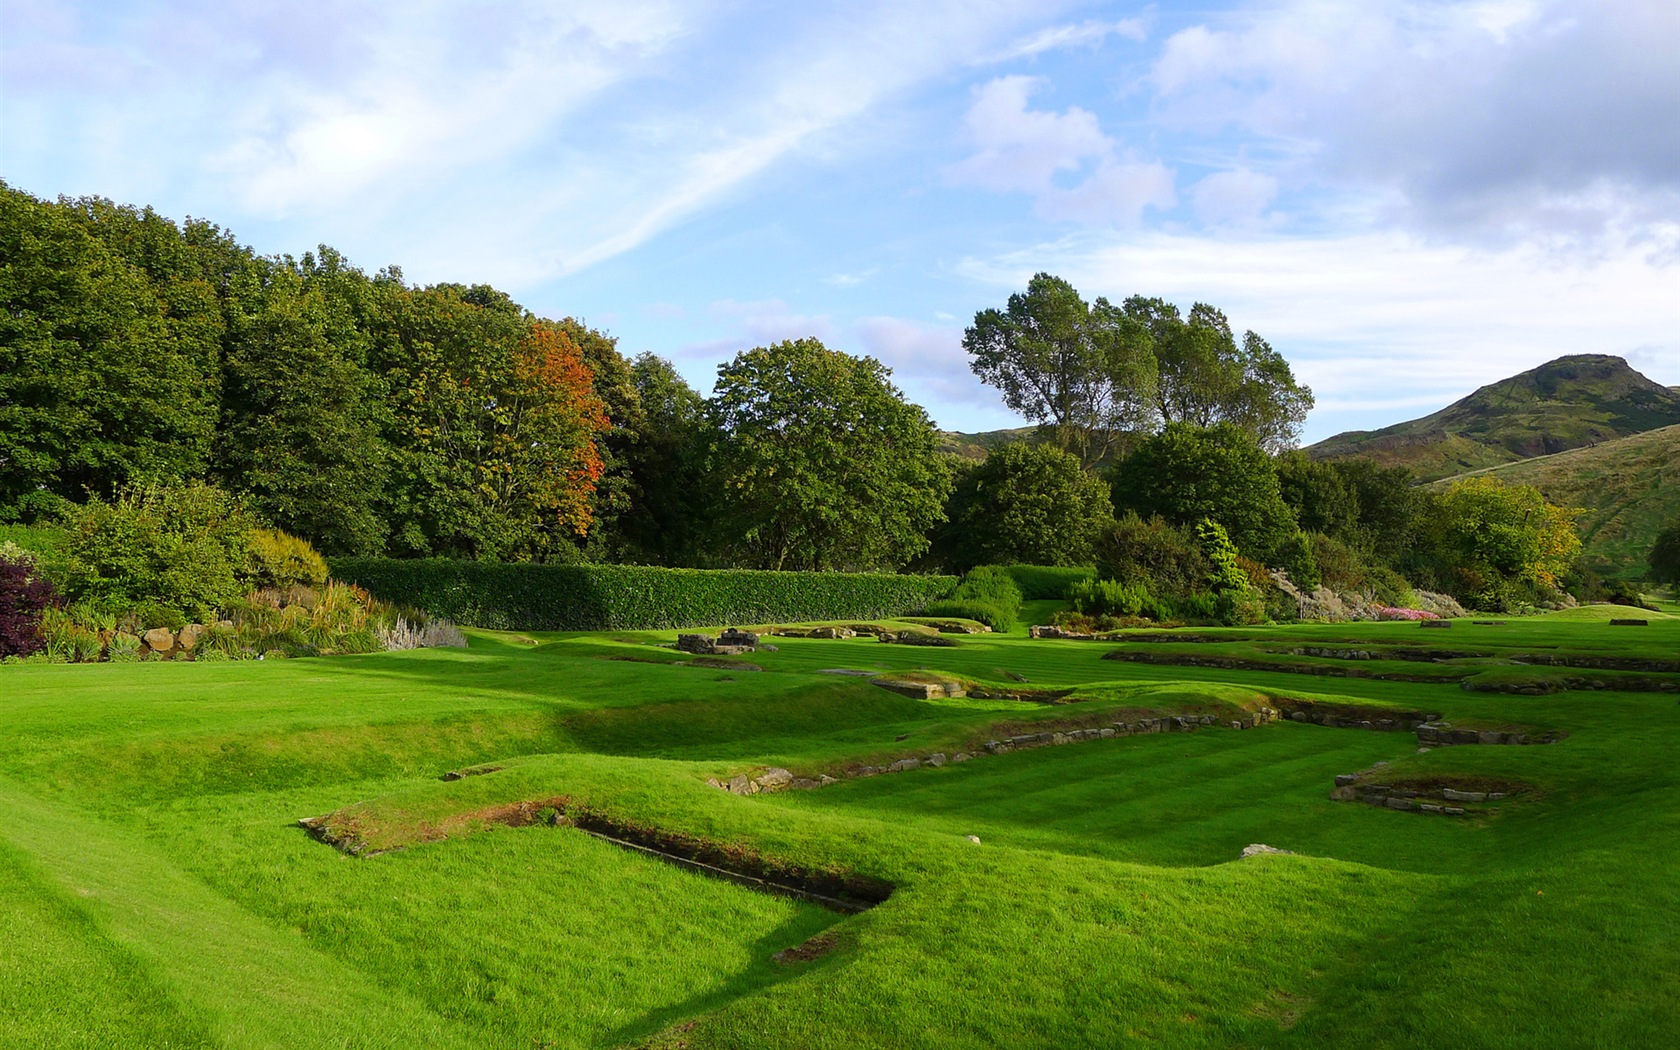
[328,558,958,631]
[1001,564,1095,600]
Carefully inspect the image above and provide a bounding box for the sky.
[4,0,1678,443]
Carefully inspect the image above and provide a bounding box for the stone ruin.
[676,628,759,656]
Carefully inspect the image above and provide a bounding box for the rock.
[1241,843,1294,857]
[1334,774,1359,787]
[758,643,779,652]
[888,758,921,773]
[1487,792,1507,800]
[758,768,794,790]
[1329,785,1355,801]
[951,752,972,763]
[176,624,206,651]
[1443,806,1465,816]
[965,835,981,844]
[1478,730,1506,745]
[809,627,857,640]
[818,775,838,786]
[1419,803,1442,814]
[718,628,760,648]
[725,774,752,795]
[925,753,947,767]
[1441,788,1487,802]
[142,627,176,655]
[789,778,820,790]
[1004,671,1028,682]
[676,633,716,654]
[1386,797,1418,811]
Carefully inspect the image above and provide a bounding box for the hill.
[1306,355,1680,482]
[1435,422,1680,579]
[938,425,1036,461]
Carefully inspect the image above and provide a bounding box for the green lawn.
[2,611,1677,1048]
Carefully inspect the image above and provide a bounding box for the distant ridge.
[1306,355,1680,482]
[1435,423,1680,579]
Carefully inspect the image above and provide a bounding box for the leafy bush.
[246,529,330,589]
[130,601,186,632]
[920,599,1007,632]
[1197,520,1250,595]
[60,483,259,621]
[1001,564,1095,600]
[1094,515,1211,600]
[930,566,1024,632]
[1274,532,1320,591]
[1069,577,1150,618]
[106,632,142,662]
[330,558,958,631]
[0,551,56,659]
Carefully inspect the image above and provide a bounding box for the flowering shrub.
[1374,605,1441,621]
[0,551,57,659]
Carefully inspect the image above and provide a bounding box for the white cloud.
[1148,1,1680,251]
[1191,168,1279,226]
[825,269,878,287]
[856,316,1015,418]
[983,17,1149,63]
[947,75,1176,226]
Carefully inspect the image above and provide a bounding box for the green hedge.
[328,558,958,631]
[1001,564,1095,600]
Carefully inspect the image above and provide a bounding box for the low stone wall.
[1414,721,1564,746]
[707,707,1285,795]
[1329,768,1518,816]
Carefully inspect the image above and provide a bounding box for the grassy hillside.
[1436,423,1680,579]
[1307,354,1680,482]
[937,425,1036,462]
[2,614,1679,1047]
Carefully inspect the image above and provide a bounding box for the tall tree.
[1649,519,1680,588]
[1124,297,1313,452]
[964,273,1157,467]
[1427,475,1581,608]
[0,183,218,518]
[708,338,953,571]
[215,251,391,555]
[613,354,712,566]
[374,285,607,559]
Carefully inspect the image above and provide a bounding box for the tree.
[0,183,218,518]
[1428,476,1581,608]
[1123,297,1313,452]
[216,251,391,555]
[374,285,608,560]
[612,354,713,566]
[1647,520,1680,588]
[1276,451,1359,538]
[964,273,1157,467]
[939,443,1113,570]
[707,338,953,571]
[557,318,643,562]
[1106,422,1298,562]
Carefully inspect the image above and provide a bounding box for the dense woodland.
[1,181,1652,635]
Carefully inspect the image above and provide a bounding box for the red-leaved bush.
[0,555,57,658]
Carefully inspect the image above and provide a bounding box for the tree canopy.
[707,339,952,571]
[963,273,1157,467]
[1650,520,1680,587]
[938,443,1113,570]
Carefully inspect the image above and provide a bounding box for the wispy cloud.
[982,16,1149,63]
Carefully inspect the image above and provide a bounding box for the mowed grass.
[1,611,1677,1047]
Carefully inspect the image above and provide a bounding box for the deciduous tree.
[708,338,952,571]
[939,443,1113,570]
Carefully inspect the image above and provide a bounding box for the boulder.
[142,627,176,655]
[676,634,716,654]
[757,767,794,790]
[176,623,206,651]
[1241,843,1294,857]
[925,753,947,767]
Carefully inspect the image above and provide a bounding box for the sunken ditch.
[299,799,893,915]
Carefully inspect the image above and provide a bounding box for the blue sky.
[4,0,1678,443]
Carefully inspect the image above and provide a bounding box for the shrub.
[106,632,142,662]
[1197,520,1250,595]
[1274,532,1320,591]
[920,599,1010,633]
[0,552,56,659]
[60,483,259,621]
[1069,577,1150,618]
[1001,564,1096,600]
[937,566,1023,631]
[1094,514,1213,600]
[130,601,186,632]
[246,529,330,590]
[329,558,958,631]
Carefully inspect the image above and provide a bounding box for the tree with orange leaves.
[374,284,608,560]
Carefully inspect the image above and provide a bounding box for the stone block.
[758,767,794,789]
[1441,788,1486,802]
[1386,797,1418,811]
[925,753,947,767]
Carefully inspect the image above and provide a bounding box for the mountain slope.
[1307,355,1680,482]
[1435,423,1680,578]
